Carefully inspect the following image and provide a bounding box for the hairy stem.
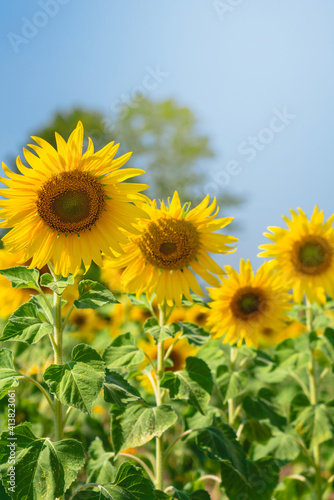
[306,299,323,500]
[53,284,64,500]
[227,346,238,426]
[155,301,167,490]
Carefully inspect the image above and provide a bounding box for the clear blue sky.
[1,0,334,269]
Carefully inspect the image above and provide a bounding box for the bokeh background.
[1,0,334,269]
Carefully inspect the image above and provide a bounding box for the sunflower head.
[0,121,148,276]
[107,191,237,306]
[206,259,293,347]
[259,207,334,304]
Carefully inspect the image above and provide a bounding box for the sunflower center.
[293,236,332,275]
[138,218,200,270]
[36,170,105,234]
[231,286,267,321]
[237,293,259,314]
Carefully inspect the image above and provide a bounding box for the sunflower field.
[0,122,334,500]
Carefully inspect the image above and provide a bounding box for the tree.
[8,98,244,209]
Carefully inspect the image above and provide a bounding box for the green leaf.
[154,491,170,499]
[161,357,213,414]
[125,293,153,311]
[0,422,85,500]
[0,266,40,290]
[242,394,286,428]
[40,273,74,296]
[241,420,272,444]
[178,322,210,346]
[111,402,178,457]
[181,294,209,308]
[144,317,180,343]
[87,438,115,484]
[71,462,155,500]
[293,404,334,448]
[274,475,312,500]
[0,349,20,399]
[166,488,211,500]
[103,333,145,370]
[196,422,247,476]
[217,367,249,403]
[1,299,53,344]
[220,457,280,500]
[44,344,105,415]
[74,280,119,309]
[103,369,144,407]
[252,431,301,461]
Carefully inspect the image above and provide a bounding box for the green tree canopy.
[9,98,244,210]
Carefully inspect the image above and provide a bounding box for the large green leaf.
[166,488,210,499]
[103,333,145,370]
[74,280,119,309]
[217,366,249,402]
[274,476,312,500]
[220,457,280,500]
[241,420,272,444]
[71,462,155,500]
[0,422,85,500]
[103,369,144,407]
[161,357,213,414]
[196,422,247,476]
[111,402,177,456]
[252,430,301,461]
[143,318,179,344]
[242,393,286,428]
[293,404,334,448]
[178,322,210,346]
[0,266,40,290]
[87,438,115,484]
[40,273,74,296]
[44,344,105,415]
[0,349,20,399]
[0,299,52,344]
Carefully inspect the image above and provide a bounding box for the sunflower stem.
[227,346,238,426]
[306,298,323,500]
[53,282,64,500]
[155,301,167,490]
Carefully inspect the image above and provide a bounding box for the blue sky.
[1,0,334,269]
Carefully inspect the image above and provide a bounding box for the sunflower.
[69,308,110,343]
[108,192,237,306]
[257,321,305,348]
[206,260,293,347]
[259,207,334,305]
[0,122,148,277]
